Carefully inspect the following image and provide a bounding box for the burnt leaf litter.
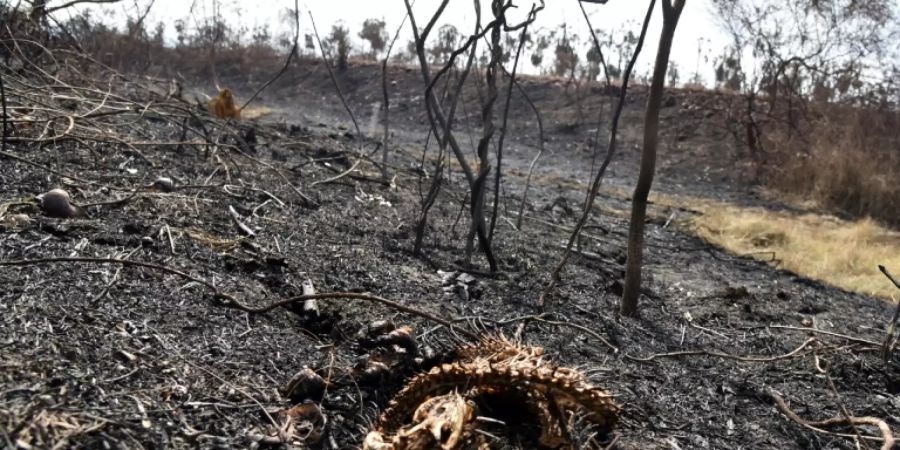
[0,54,898,449]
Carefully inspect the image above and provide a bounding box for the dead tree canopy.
[405,0,543,273]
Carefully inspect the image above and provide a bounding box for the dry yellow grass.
[592,187,899,300]
[686,204,900,300]
[485,165,897,299]
[241,105,274,120]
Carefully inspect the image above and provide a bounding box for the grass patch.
[241,106,274,120]
[685,204,900,300]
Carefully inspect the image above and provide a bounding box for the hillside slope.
[1,57,897,449]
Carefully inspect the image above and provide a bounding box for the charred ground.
[1,56,898,450]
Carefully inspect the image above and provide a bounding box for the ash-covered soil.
[1,57,898,450]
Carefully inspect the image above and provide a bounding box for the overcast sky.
[67,0,729,81]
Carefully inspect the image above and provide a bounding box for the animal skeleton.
[364,335,619,449]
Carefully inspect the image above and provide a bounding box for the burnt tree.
[621,0,686,317]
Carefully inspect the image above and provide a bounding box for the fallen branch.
[768,325,880,347]
[770,389,896,450]
[223,140,314,206]
[623,337,818,363]
[0,257,474,339]
[490,315,834,365]
[310,159,362,187]
[228,205,256,236]
[823,369,872,450]
[221,291,471,335]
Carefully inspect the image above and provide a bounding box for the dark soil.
[1,57,898,450]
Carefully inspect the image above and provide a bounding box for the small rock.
[439,270,482,301]
[149,177,175,193]
[361,325,417,356]
[276,403,325,445]
[355,357,391,384]
[38,189,83,218]
[723,285,750,300]
[2,213,33,230]
[361,320,396,339]
[282,368,326,403]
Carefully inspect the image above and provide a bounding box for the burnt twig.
[301,278,319,317]
[228,205,256,236]
[504,73,546,231]
[488,3,537,242]
[770,389,896,450]
[881,265,900,290]
[406,0,483,255]
[379,6,412,183]
[0,66,7,154]
[578,0,612,88]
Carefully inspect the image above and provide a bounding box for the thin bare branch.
[488,3,537,242]
[240,0,300,111]
[307,10,362,143]
[0,67,7,155]
[379,4,412,182]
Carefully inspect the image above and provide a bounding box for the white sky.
[65,0,730,81]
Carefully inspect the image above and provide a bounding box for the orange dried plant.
[208,88,241,119]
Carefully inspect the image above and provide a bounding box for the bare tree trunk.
[209,0,222,91]
[621,0,686,317]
